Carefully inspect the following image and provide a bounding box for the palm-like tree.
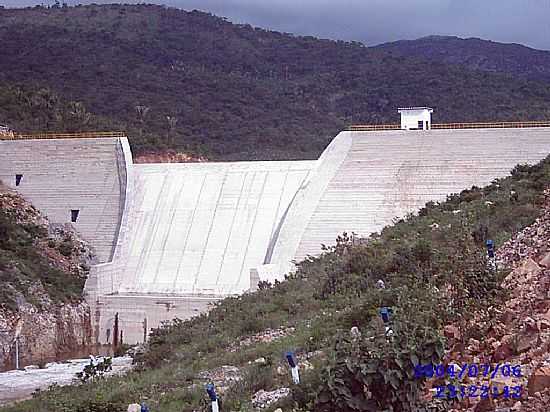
[166,115,178,144]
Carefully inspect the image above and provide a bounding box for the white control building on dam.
[1,108,550,344]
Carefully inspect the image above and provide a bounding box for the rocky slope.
[0,184,94,369]
[442,189,550,411]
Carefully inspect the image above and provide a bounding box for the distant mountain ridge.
[0,5,550,160]
[376,35,550,83]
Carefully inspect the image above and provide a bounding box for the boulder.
[492,340,513,362]
[542,308,550,323]
[501,309,516,326]
[516,332,539,353]
[491,375,520,393]
[528,366,550,394]
[473,396,495,412]
[127,404,141,412]
[539,252,550,268]
[518,258,542,278]
[538,318,550,331]
[468,338,481,353]
[444,325,461,340]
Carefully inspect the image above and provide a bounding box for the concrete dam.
[2,114,550,344]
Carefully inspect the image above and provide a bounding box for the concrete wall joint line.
[215,173,248,285]
[234,171,269,292]
[172,173,208,291]
[134,174,169,292]
[263,169,312,265]
[150,175,188,288]
[191,172,229,294]
[266,167,291,252]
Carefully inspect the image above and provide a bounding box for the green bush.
[58,239,73,257]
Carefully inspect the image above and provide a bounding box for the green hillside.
[4,155,549,411]
[377,35,550,83]
[1,5,550,160]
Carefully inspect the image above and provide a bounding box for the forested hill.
[1,5,550,160]
[376,35,550,83]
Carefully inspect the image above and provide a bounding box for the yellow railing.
[0,131,126,140]
[346,124,400,131]
[347,121,550,131]
[432,121,550,129]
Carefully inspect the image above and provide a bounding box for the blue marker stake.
[486,239,495,259]
[486,239,497,270]
[379,307,390,323]
[286,351,300,384]
[206,383,219,412]
[379,307,394,336]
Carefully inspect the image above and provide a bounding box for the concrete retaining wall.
[267,128,550,274]
[0,137,130,263]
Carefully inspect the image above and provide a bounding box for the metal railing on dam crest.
[347,121,550,132]
[0,131,126,140]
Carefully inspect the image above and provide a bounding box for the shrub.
[316,288,445,412]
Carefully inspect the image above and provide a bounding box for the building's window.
[15,174,23,186]
[425,121,430,130]
[71,209,80,223]
[418,120,424,130]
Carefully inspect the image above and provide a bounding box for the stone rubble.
[251,387,290,408]
[230,327,295,352]
[197,365,242,395]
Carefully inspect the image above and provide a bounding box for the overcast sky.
[2,0,550,50]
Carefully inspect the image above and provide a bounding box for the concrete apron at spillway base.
[89,293,224,345]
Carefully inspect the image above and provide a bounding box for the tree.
[135,105,150,137]
[166,115,178,144]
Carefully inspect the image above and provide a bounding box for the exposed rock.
[133,151,207,164]
[0,302,91,369]
[511,401,522,411]
[446,189,550,411]
[528,366,550,394]
[300,360,314,371]
[474,397,495,412]
[252,388,290,408]
[517,332,539,353]
[444,324,461,340]
[518,258,542,277]
[350,326,361,338]
[539,252,550,268]
[0,189,94,369]
[197,365,242,394]
[230,327,295,351]
[492,339,513,362]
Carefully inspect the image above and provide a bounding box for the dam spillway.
[1,126,550,344]
[113,160,315,296]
